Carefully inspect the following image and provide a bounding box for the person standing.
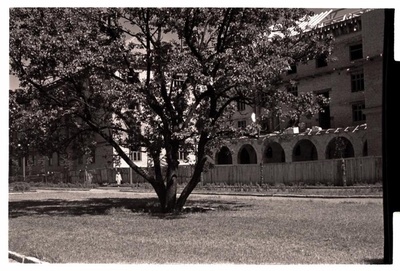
[116,171,122,186]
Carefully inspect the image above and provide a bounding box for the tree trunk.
[147,180,166,211]
[165,166,178,212]
[157,137,179,212]
[176,133,208,211]
[176,157,206,211]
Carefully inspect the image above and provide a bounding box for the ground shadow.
[9,197,252,219]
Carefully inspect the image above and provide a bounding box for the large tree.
[9,8,331,212]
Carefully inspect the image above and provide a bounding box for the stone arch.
[325,136,355,159]
[238,144,257,164]
[263,142,285,163]
[215,146,233,165]
[292,139,318,162]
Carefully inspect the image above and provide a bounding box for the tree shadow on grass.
[9,197,252,219]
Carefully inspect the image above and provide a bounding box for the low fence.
[203,156,382,186]
[95,167,194,184]
[9,156,382,186]
[9,166,194,185]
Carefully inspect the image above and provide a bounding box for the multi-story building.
[9,71,197,179]
[215,8,384,165]
[10,9,384,182]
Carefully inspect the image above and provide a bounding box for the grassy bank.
[9,191,383,264]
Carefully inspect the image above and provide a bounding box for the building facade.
[215,9,384,166]
[10,9,384,180]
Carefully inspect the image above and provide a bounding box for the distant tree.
[9,8,331,212]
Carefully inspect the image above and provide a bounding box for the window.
[237,101,246,111]
[132,149,142,161]
[352,102,366,122]
[350,44,363,61]
[351,71,364,92]
[316,54,328,68]
[178,151,187,161]
[172,76,184,88]
[172,80,184,88]
[238,120,247,129]
[287,64,297,75]
[287,85,298,96]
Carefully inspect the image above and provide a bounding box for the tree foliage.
[9,8,332,212]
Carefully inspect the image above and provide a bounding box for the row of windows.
[18,153,63,167]
[132,151,188,161]
[130,150,189,162]
[127,71,185,89]
[18,149,97,167]
[237,101,366,130]
[286,69,365,95]
[19,147,193,166]
[288,43,363,72]
[17,149,189,167]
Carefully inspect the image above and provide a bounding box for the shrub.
[80,182,98,188]
[276,183,286,192]
[11,182,31,192]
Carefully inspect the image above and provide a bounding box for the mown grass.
[123,182,383,197]
[8,191,383,264]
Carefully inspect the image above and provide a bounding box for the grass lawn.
[8,190,384,264]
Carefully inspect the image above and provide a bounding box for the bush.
[26,181,98,189]
[80,182,98,189]
[276,183,286,192]
[11,182,31,192]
